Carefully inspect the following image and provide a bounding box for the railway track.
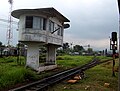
[9,58,111,91]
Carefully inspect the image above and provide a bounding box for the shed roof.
[11,7,70,22]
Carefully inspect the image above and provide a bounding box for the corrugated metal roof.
[11,7,70,22]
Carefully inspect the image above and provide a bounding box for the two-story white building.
[11,7,70,72]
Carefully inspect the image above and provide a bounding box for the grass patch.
[0,56,16,63]
[0,55,113,90]
[0,66,40,90]
[0,57,40,90]
[50,57,118,91]
[56,55,112,69]
[57,55,94,68]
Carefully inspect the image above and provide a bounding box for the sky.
[0,0,119,50]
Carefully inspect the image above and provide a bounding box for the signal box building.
[11,7,70,72]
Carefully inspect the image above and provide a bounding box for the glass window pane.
[41,18,43,30]
[43,18,46,30]
[49,20,54,32]
[57,25,62,36]
[51,22,54,32]
[25,16,33,28]
[33,17,40,29]
[61,28,63,36]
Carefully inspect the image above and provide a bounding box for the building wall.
[26,43,39,70]
[18,14,64,46]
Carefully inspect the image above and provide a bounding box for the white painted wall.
[26,43,39,70]
[18,14,64,46]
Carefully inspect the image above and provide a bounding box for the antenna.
[7,0,13,46]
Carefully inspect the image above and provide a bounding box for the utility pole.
[7,0,13,46]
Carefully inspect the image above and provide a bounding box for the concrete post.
[26,43,39,70]
[46,45,56,65]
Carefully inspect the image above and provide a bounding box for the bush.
[0,67,39,89]
[56,56,64,60]
[0,68,24,88]
[0,57,16,63]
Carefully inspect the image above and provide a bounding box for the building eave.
[11,7,70,22]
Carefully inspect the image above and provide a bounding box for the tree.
[63,43,69,50]
[0,41,3,57]
[73,45,84,52]
[0,41,2,46]
[56,48,64,56]
[105,49,107,55]
[62,42,70,54]
[87,48,93,53]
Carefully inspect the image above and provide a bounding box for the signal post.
[110,32,117,76]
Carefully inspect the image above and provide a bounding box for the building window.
[25,16,33,28]
[25,16,46,30]
[57,25,63,36]
[33,16,41,29]
[49,20,54,32]
[43,18,46,30]
[61,29,63,36]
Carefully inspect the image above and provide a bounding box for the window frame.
[25,16,47,30]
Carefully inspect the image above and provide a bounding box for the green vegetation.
[0,57,40,90]
[50,57,118,91]
[57,55,93,68]
[57,55,112,68]
[0,55,113,90]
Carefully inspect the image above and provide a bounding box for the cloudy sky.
[0,0,119,50]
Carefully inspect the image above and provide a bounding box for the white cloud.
[0,0,119,50]
[64,33,110,50]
